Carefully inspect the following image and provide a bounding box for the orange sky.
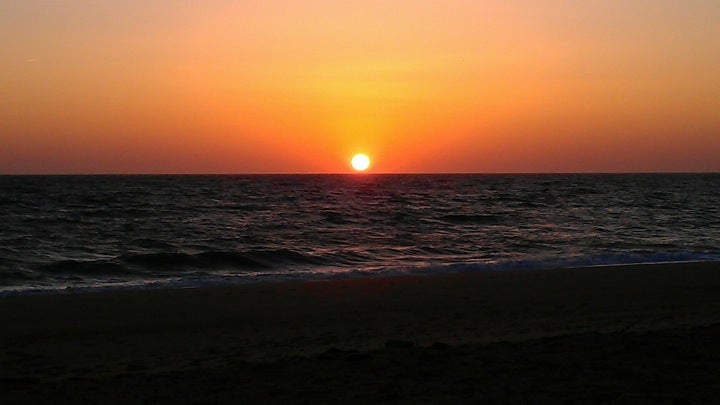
[2,0,719,173]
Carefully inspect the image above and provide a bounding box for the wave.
[37,260,134,275]
[407,252,720,275]
[32,248,330,277]
[24,249,720,277]
[6,250,718,296]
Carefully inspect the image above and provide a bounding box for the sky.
[2,0,719,174]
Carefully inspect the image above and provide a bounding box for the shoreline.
[5,256,720,298]
[3,261,720,402]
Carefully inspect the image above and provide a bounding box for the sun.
[351,153,370,171]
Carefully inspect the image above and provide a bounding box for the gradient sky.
[2,0,719,174]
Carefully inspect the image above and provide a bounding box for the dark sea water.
[1,174,719,294]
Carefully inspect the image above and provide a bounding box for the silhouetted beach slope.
[3,261,720,403]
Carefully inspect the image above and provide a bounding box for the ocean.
[1,173,719,295]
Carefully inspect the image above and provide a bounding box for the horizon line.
[1,171,719,176]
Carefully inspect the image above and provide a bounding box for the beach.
[3,261,720,403]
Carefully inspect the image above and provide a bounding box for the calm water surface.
[1,174,719,294]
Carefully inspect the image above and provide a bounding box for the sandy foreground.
[3,262,720,403]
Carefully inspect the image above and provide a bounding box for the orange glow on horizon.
[1,1,719,174]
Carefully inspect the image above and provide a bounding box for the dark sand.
[3,262,720,403]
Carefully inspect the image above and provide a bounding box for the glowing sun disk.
[351,153,370,171]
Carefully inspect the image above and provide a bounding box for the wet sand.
[3,262,720,403]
